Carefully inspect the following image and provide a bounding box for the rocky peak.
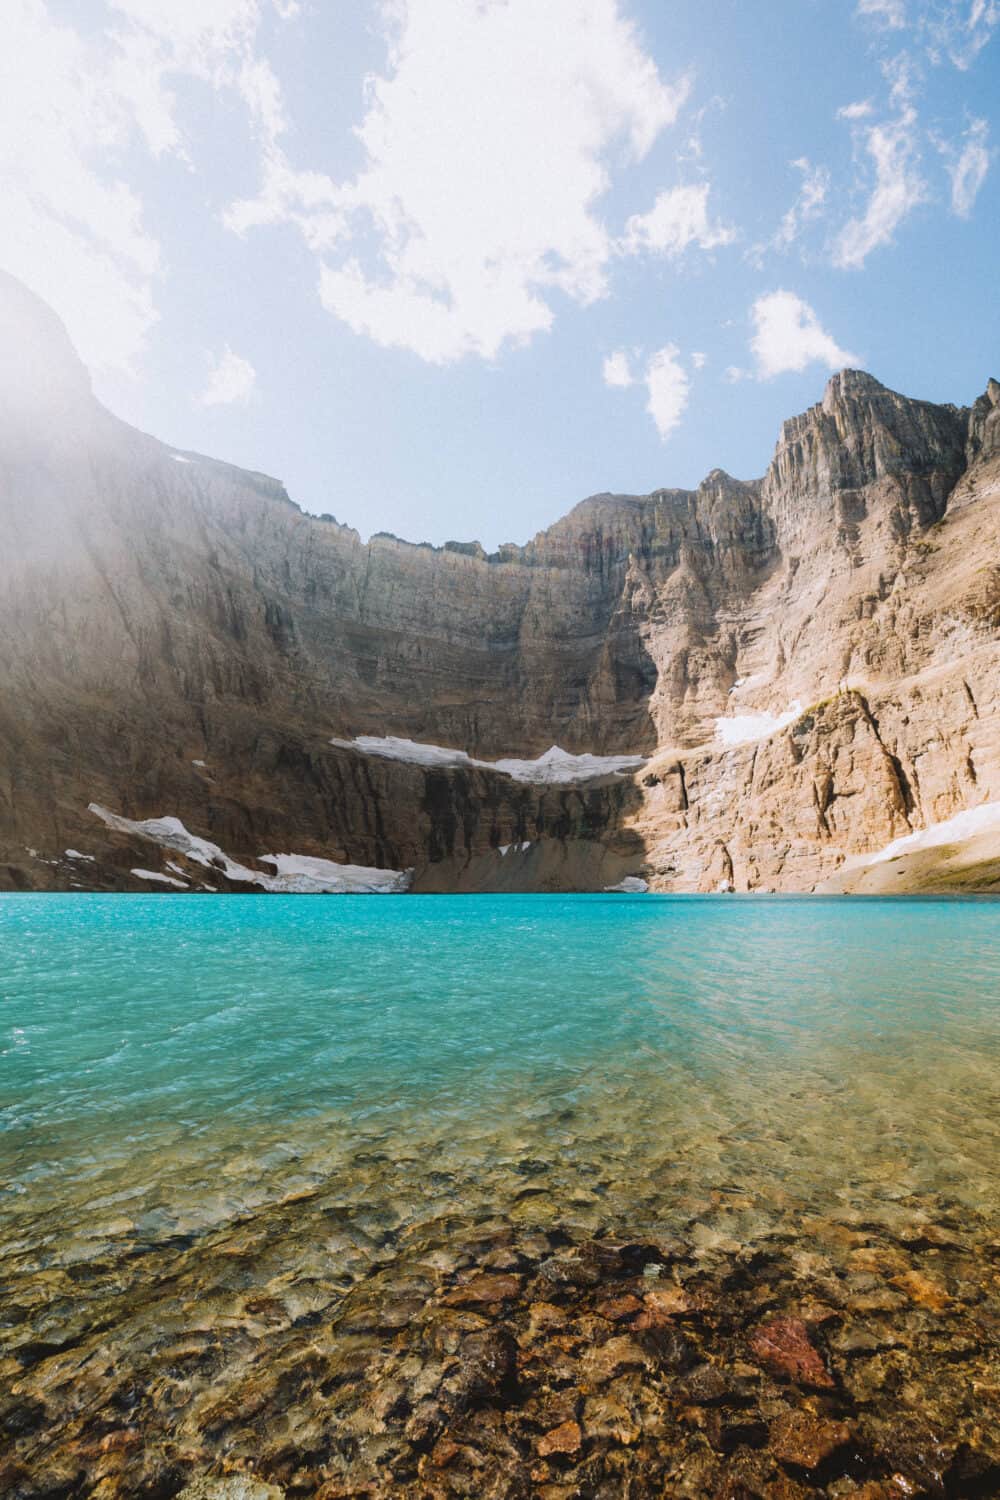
[967,377,1000,465]
[0,272,94,430]
[763,367,968,538]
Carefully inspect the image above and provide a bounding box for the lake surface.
[3,893,1000,1497]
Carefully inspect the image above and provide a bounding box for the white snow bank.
[604,876,649,893]
[257,853,411,894]
[65,849,95,861]
[332,736,475,770]
[868,801,1000,865]
[88,805,411,894]
[171,453,191,464]
[332,736,646,784]
[494,748,645,783]
[715,701,803,748]
[132,868,189,888]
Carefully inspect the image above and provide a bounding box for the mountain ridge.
[1,271,998,893]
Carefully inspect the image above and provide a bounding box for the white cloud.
[644,345,690,440]
[0,0,163,373]
[603,350,635,388]
[0,0,297,375]
[773,157,830,251]
[747,157,829,269]
[603,343,691,440]
[691,351,708,369]
[925,0,1000,68]
[750,290,860,379]
[200,346,256,405]
[228,0,689,363]
[856,0,999,69]
[723,365,749,384]
[857,0,907,28]
[622,183,734,258]
[838,100,875,121]
[834,108,926,267]
[942,116,992,215]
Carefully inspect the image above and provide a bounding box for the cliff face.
[1,272,998,893]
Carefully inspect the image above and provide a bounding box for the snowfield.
[131,867,189,889]
[88,805,411,893]
[332,736,646,783]
[868,801,1000,865]
[715,701,803,748]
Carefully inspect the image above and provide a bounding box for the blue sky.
[2,0,997,548]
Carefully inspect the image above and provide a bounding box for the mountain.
[1,272,998,894]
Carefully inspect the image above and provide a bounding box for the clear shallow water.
[4,894,1000,1497]
[3,892,1000,1246]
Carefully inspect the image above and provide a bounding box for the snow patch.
[333,736,646,784]
[494,748,645,783]
[868,801,1000,865]
[88,805,410,894]
[257,853,411,894]
[604,876,649,893]
[65,849,95,862]
[332,736,475,770]
[192,759,207,768]
[131,868,189,889]
[171,453,192,464]
[715,701,802,748]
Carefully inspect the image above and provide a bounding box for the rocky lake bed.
[3,1134,999,1499]
[3,893,1000,1497]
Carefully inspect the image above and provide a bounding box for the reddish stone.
[537,1419,582,1457]
[596,1294,643,1322]
[637,1284,693,1323]
[429,1437,460,1468]
[748,1316,834,1388]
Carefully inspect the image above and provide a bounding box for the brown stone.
[429,1438,460,1469]
[596,1294,643,1322]
[769,1410,852,1469]
[441,1273,522,1307]
[748,1317,834,1388]
[536,1420,582,1457]
[640,1284,693,1318]
[890,1270,950,1311]
[847,1246,911,1276]
[582,1394,641,1445]
[581,1335,651,1384]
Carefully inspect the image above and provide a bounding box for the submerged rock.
[749,1315,835,1388]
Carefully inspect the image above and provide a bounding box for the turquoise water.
[3,893,1000,1252]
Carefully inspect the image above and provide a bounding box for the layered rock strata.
[1,271,998,892]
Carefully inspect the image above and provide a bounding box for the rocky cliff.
[1,272,998,893]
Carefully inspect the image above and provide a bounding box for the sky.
[1,0,997,549]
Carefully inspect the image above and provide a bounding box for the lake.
[3,894,1000,1497]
